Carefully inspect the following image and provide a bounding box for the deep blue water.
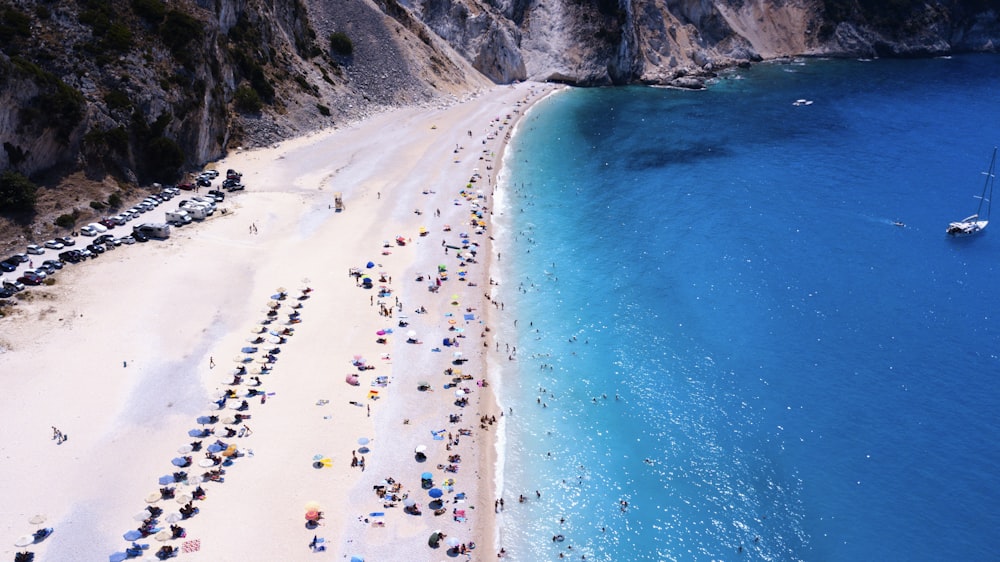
[493,55,1000,561]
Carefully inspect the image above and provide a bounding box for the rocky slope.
[0,0,998,250]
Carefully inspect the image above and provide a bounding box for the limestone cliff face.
[408,0,1000,86]
[1,0,999,203]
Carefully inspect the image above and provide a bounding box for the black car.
[86,243,106,254]
[132,230,149,242]
[42,259,63,270]
[0,286,14,299]
[208,189,225,201]
[59,250,83,264]
[0,260,15,272]
[196,178,212,187]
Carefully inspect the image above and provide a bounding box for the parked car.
[3,278,24,292]
[78,249,94,259]
[26,244,45,255]
[99,218,118,229]
[120,236,136,245]
[132,230,149,243]
[10,253,28,263]
[178,183,195,191]
[80,225,98,237]
[35,263,56,275]
[44,239,64,250]
[0,286,14,299]
[196,178,211,187]
[202,170,219,179]
[42,259,63,270]
[86,243,106,254]
[18,272,44,285]
[59,250,83,264]
[88,222,108,233]
[207,189,226,202]
[0,260,15,272]
[26,268,46,279]
[95,234,116,245]
[60,236,76,247]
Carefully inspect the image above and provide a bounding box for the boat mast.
[976,147,997,220]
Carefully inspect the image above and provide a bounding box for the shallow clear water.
[495,55,1000,561]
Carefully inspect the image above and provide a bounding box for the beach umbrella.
[421,472,433,480]
[305,510,322,521]
[196,416,217,426]
[133,512,151,522]
[267,301,280,309]
[366,261,375,268]
[428,488,443,498]
[198,459,215,468]
[158,474,176,485]
[358,437,370,446]
[376,330,386,336]
[177,444,193,454]
[207,443,226,453]
[165,513,181,524]
[145,492,161,504]
[454,390,466,397]
[14,535,34,547]
[276,287,287,294]
[446,537,461,548]
[407,330,417,339]
[350,557,364,562]
[346,374,359,386]
[154,530,172,541]
[403,498,416,507]
[123,530,143,541]
[241,346,258,354]
[175,494,192,505]
[304,500,322,511]
[28,514,46,525]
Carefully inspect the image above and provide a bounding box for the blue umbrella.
[158,475,175,485]
[366,261,375,268]
[421,472,433,480]
[171,457,190,467]
[241,346,258,353]
[207,443,226,453]
[123,530,142,541]
[428,488,443,498]
[196,415,217,425]
[351,557,364,562]
[358,437,370,445]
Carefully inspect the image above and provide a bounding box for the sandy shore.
[0,81,557,561]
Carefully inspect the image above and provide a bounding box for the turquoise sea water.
[493,55,1000,561]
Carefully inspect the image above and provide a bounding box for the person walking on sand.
[209,357,215,369]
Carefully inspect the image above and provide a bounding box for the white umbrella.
[28,514,46,525]
[454,390,465,397]
[154,529,172,541]
[446,537,461,548]
[134,511,151,522]
[145,492,161,503]
[165,513,181,524]
[14,535,34,547]
[414,444,427,453]
[177,445,193,454]
[407,330,417,339]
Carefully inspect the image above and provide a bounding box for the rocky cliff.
[0,0,998,243]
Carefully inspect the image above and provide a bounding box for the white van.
[180,203,208,220]
[88,222,108,234]
[165,210,192,226]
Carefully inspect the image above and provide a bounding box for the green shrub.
[0,7,31,44]
[11,57,85,142]
[89,200,106,210]
[104,22,134,51]
[317,104,331,116]
[159,10,202,67]
[233,84,262,113]
[329,32,353,56]
[55,212,79,228]
[108,192,123,208]
[144,136,184,181]
[104,89,132,110]
[0,171,38,215]
[132,0,166,23]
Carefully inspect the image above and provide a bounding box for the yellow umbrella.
[304,500,322,511]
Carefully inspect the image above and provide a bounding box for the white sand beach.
[0,81,557,561]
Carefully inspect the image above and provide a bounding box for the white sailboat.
[947,147,996,237]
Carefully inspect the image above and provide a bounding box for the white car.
[87,222,108,234]
[44,239,64,250]
[80,225,98,237]
[26,244,45,255]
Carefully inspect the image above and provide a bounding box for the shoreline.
[0,81,558,561]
